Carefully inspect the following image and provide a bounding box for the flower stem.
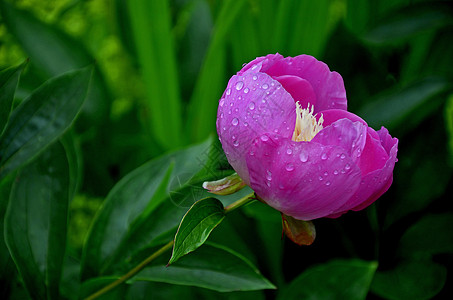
[224,192,256,213]
[84,192,256,300]
[84,240,174,300]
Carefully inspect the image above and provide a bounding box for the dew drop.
[345,163,351,170]
[285,163,294,172]
[279,183,285,190]
[248,102,255,110]
[340,153,346,159]
[324,171,328,176]
[266,170,272,181]
[325,181,331,186]
[299,152,308,162]
[333,170,339,175]
[219,99,225,107]
[244,122,248,127]
[262,83,269,89]
[321,153,328,160]
[250,150,255,156]
[252,75,258,80]
[244,88,249,94]
[226,88,231,96]
[260,135,269,142]
[233,140,239,147]
[266,181,271,187]
[286,148,293,155]
[318,176,323,181]
[235,81,244,90]
[220,113,224,119]
[232,118,239,126]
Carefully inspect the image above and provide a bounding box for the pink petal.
[327,130,398,216]
[217,72,296,185]
[312,118,368,163]
[259,54,347,112]
[318,109,367,127]
[238,53,283,75]
[273,75,317,107]
[356,128,389,175]
[245,134,362,220]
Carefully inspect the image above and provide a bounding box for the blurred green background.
[1,0,453,299]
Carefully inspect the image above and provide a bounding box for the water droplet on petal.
[345,163,351,170]
[244,122,248,127]
[279,183,285,190]
[266,171,272,181]
[318,176,323,181]
[299,152,308,162]
[260,135,269,142]
[321,153,328,160]
[233,140,239,147]
[286,148,292,155]
[220,113,224,119]
[248,102,255,110]
[333,170,339,175]
[325,181,331,186]
[219,99,225,107]
[226,88,231,95]
[266,181,271,187]
[244,88,249,94]
[232,118,239,126]
[235,81,244,90]
[285,163,294,171]
[262,83,269,89]
[252,75,257,80]
[324,171,328,176]
[340,153,346,159]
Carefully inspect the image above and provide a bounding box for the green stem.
[84,193,255,300]
[224,192,256,213]
[84,240,174,300]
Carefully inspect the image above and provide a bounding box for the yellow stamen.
[292,102,324,142]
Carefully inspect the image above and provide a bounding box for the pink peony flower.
[216,54,398,221]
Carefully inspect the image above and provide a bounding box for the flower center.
[292,102,324,142]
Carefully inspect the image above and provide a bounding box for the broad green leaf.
[0,1,110,127]
[359,77,450,134]
[134,243,276,292]
[0,61,26,134]
[0,67,92,180]
[188,0,247,142]
[399,213,453,257]
[278,259,377,300]
[4,141,70,300]
[127,0,182,150]
[168,197,225,265]
[81,139,213,279]
[0,175,15,285]
[371,260,447,300]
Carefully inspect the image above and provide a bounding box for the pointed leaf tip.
[168,197,225,265]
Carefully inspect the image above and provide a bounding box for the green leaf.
[127,0,182,150]
[4,141,70,300]
[278,259,377,300]
[187,0,247,142]
[0,1,110,127]
[168,197,225,265]
[364,2,453,45]
[359,77,450,135]
[371,260,447,300]
[81,138,213,279]
[134,243,276,292]
[0,61,26,134]
[0,67,92,180]
[399,213,453,258]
